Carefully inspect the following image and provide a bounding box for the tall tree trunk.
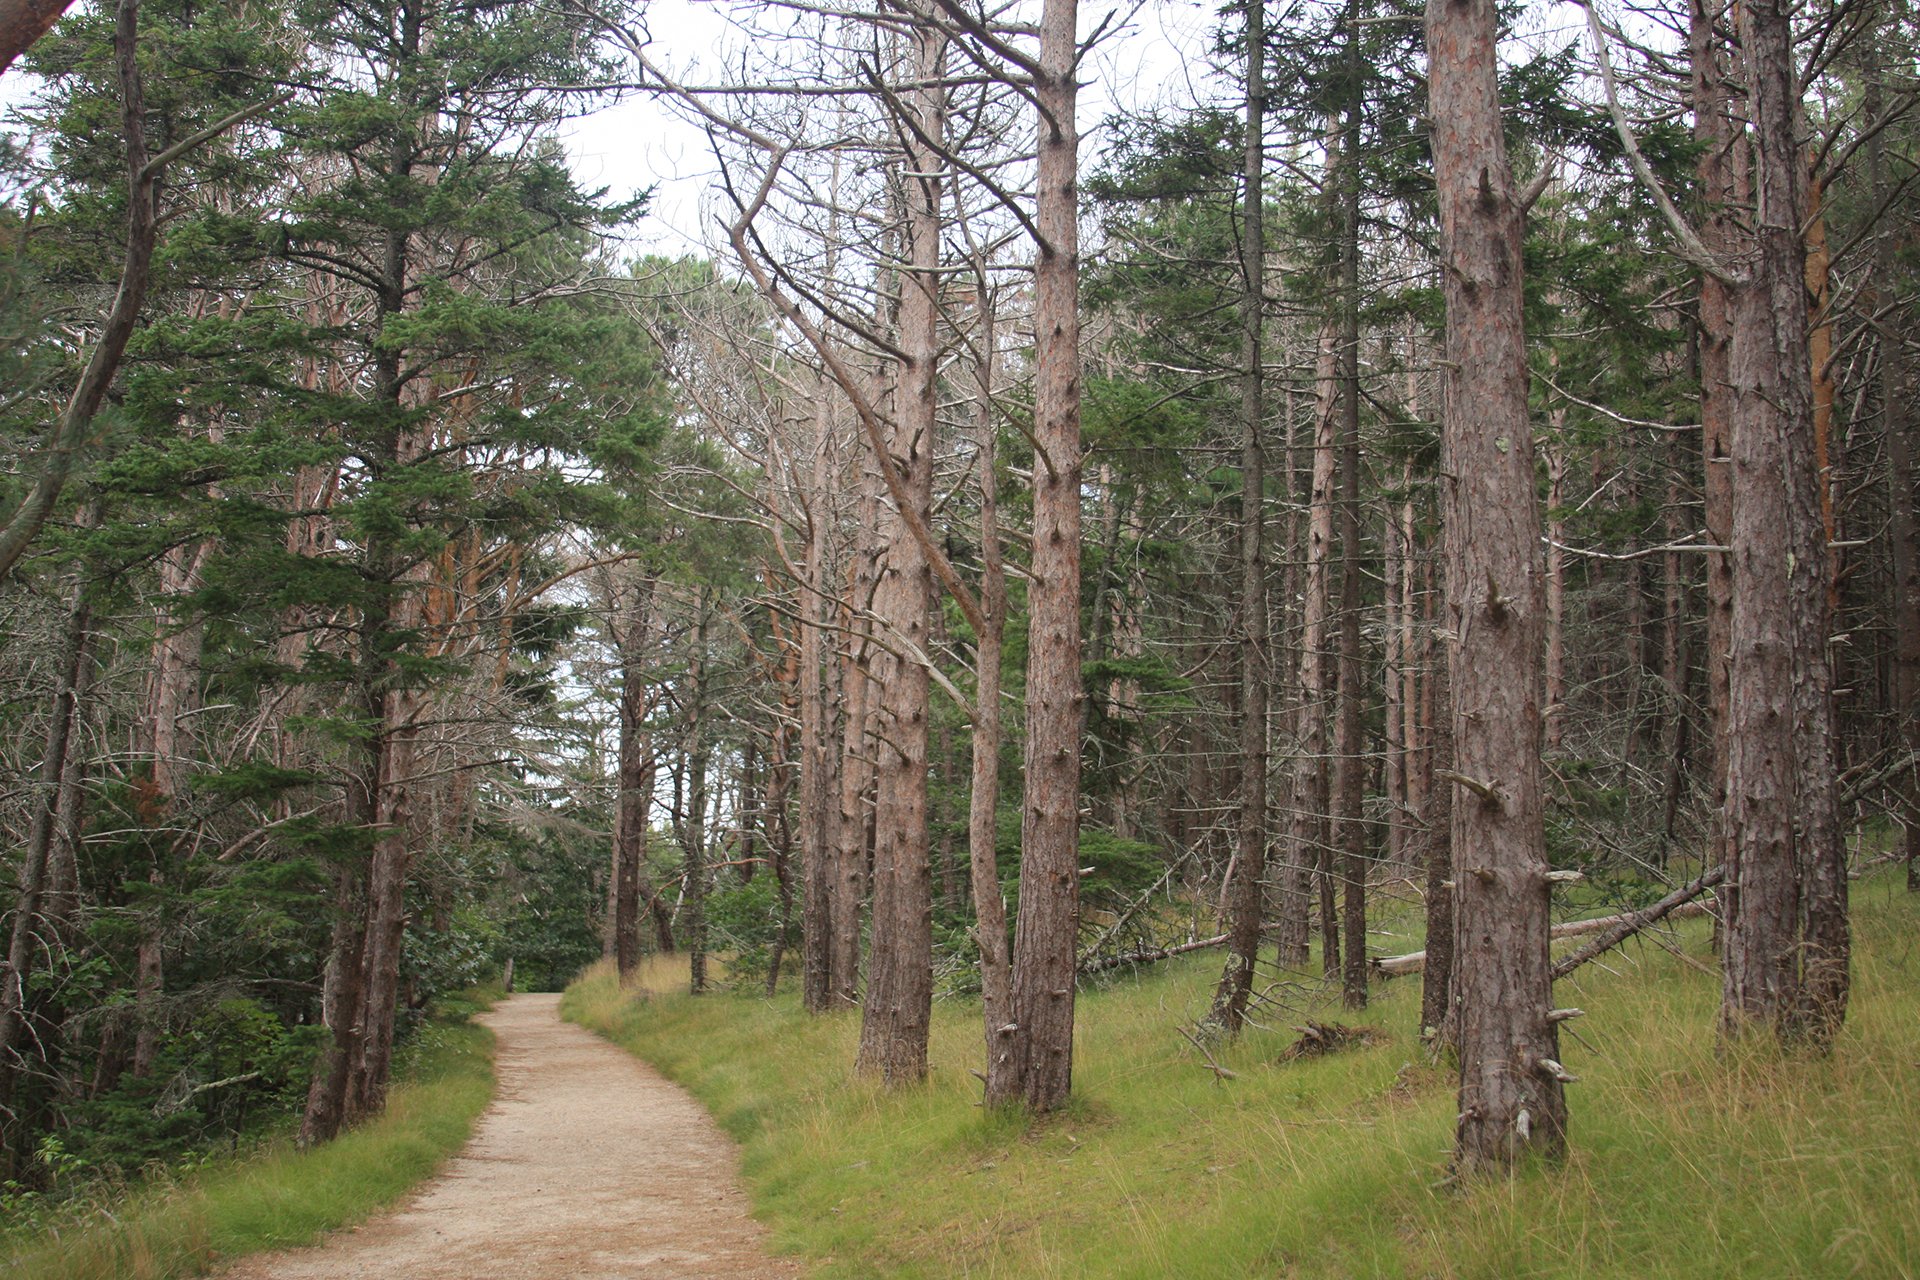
[1427,0,1566,1170]
[614,577,660,977]
[969,281,1014,1089]
[131,539,210,1079]
[1297,322,1340,977]
[1418,555,1456,1045]
[830,456,879,1007]
[684,603,712,996]
[1334,61,1367,1009]
[1720,0,1845,1045]
[993,0,1083,1113]
[1211,0,1267,1033]
[0,576,91,1144]
[1868,72,1920,891]
[801,376,839,1009]
[1543,440,1568,751]
[1690,0,1737,931]
[857,17,944,1083]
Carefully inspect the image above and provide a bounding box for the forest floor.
[566,872,1920,1278]
[220,994,798,1280]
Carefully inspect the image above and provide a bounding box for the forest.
[0,0,1917,1269]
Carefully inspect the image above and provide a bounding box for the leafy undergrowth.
[4,984,503,1280]
[564,878,1920,1279]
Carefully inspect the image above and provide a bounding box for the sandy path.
[223,993,801,1280]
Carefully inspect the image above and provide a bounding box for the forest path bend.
[222,992,800,1280]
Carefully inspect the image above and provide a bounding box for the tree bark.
[1867,71,1920,892]
[968,278,1014,1090]
[801,375,839,1009]
[683,603,712,996]
[1334,56,1367,1008]
[614,577,660,976]
[1689,0,1737,932]
[1427,0,1566,1170]
[1295,321,1339,977]
[1719,0,1844,1045]
[993,0,1083,1113]
[856,15,944,1083]
[1211,0,1268,1034]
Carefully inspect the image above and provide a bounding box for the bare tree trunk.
[1427,0,1566,1170]
[130,538,210,1079]
[614,578,659,977]
[1867,72,1920,891]
[968,281,1014,1088]
[1334,73,1367,1008]
[1544,441,1568,751]
[1690,0,1737,933]
[348,683,419,1119]
[1384,485,1407,870]
[1720,0,1844,1044]
[684,603,712,996]
[1211,0,1267,1034]
[993,0,1083,1113]
[1418,555,1455,1045]
[765,637,799,994]
[829,451,879,1007]
[801,377,839,1009]
[856,16,944,1083]
[0,576,91,1140]
[1297,322,1339,977]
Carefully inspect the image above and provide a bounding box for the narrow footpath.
[223,993,800,1280]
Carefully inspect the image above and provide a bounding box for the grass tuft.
[567,878,1920,1279]
[4,991,500,1280]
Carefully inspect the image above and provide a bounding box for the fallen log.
[1079,933,1228,975]
[1371,866,1726,979]
[1550,864,1726,980]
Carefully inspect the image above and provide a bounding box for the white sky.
[560,0,1222,258]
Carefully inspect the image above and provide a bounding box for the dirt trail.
[223,993,801,1280]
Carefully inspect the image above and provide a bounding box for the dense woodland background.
[0,0,1914,1200]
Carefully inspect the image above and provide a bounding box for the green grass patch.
[4,989,502,1280]
[565,877,1920,1278]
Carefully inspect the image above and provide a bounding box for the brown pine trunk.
[683,604,712,996]
[614,579,659,977]
[1796,159,1847,1037]
[1427,0,1566,1170]
[1720,0,1844,1044]
[1543,441,1568,751]
[764,637,799,994]
[1418,555,1455,1045]
[856,17,943,1083]
[130,539,209,1079]
[1334,88,1367,1008]
[1211,0,1267,1033]
[1690,0,1737,926]
[969,280,1013,1086]
[801,377,839,1010]
[348,686,419,1119]
[1295,322,1339,977]
[992,0,1083,1113]
[830,456,879,1007]
[1868,73,1920,891]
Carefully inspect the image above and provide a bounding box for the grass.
[564,875,1920,1279]
[4,983,503,1280]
